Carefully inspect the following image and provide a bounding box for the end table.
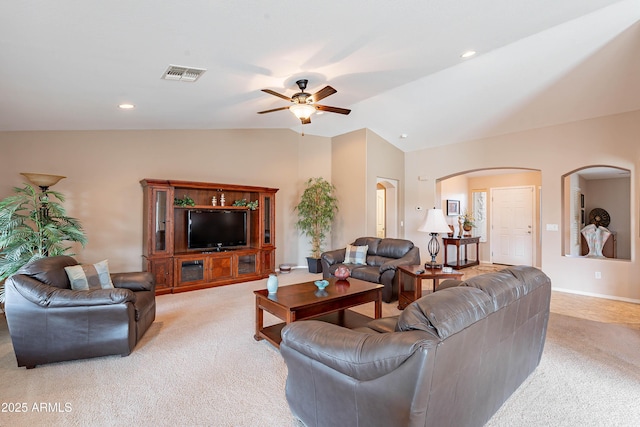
[397,265,464,310]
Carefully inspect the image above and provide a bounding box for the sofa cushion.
[397,287,494,339]
[345,244,368,265]
[455,270,524,310]
[350,265,381,284]
[64,260,115,291]
[16,255,78,289]
[376,238,413,258]
[366,255,393,267]
[352,237,381,255]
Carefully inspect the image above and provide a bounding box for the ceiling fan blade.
[316,105,351,115]
[257,106,290,114]
[301,117,311,125]
[261,89,292,102]
[311,86,337,102]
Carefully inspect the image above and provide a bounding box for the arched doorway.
[376,178,399,238]
[437,168,542,267]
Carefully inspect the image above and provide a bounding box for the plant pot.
[306,257,323,274]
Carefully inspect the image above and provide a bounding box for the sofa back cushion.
[452,266,550,311]
[16,255,78,289]
[352,237,381,255]
[366,255,393,267]
[376,238,414,259]
[397,287,494,339]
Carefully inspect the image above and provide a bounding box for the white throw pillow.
[64,259,114,291]
[345,244,368,265]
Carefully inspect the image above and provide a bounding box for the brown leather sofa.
[321,237,420,303]
[4,256,156,368]
[281,266,551,427]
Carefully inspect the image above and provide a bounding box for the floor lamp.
[418,208,451,269]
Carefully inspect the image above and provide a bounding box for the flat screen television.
[188,210,247,250]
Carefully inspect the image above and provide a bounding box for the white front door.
[491,186,534,266]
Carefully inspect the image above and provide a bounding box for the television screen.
[188,210,247,250]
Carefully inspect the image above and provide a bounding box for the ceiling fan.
[258,79,351,124]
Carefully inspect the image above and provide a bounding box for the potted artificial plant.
[295,177,338,273]
[0,183,87,305]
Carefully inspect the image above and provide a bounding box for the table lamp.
[418,208,451,269]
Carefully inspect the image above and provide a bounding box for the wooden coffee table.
[397,265,464,309]
[254,277,383,348]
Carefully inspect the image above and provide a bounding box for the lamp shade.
[418,208,451,234]
[289,103,317,120]
[20,173,66,188]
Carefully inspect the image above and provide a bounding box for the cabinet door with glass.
[260,192,276,274]
[145,184,174,257]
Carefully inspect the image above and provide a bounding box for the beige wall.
[405,109,640,303]
[0,129,332,272]
[366,129,406,239]
[330,129,406,250]
[331,129,367,248]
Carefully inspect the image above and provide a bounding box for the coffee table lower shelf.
[257,309,373,348]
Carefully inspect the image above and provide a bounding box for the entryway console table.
[141,179,278,295]
[442,236,480,270]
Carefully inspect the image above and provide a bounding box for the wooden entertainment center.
[140,179,278,295]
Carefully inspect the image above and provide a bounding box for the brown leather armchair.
[4,256,156,368]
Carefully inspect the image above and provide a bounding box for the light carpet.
[1,270,639,426]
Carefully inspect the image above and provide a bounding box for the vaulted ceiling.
[2,0,639,152]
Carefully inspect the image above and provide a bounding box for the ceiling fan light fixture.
[289,103,317,120]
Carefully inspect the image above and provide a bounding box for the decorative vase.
[266,274,278,294]
[211,196,217,206]
[334,265,350,280]
[463,224,472,236]
[220,193,225,206]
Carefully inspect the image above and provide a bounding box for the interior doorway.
[437,169,541,267]
[376,184,386,238]
[376,178,399,238]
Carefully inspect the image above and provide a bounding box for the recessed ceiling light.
[461,50,476,58]
[118,104,135,110]
[400,133,408,139]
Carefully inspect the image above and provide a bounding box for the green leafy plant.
[232,199,259,210]
[174,195,195,207]
[0,184,87,303]
[295,177,338,259]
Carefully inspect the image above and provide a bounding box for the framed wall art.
[446,199,460,216]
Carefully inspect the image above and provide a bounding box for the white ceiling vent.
[161,65,206,82]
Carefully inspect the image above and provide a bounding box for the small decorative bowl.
[279,264,292,274]
[314,280,329,290]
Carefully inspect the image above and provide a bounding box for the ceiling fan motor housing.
[295,79,308,91]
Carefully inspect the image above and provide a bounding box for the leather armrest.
[321,249,346,266]
[379,246,421,273]
[281,320,435,381]
[111,271,155,292]
[8,275,135,308]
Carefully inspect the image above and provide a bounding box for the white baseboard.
[552,286,640,304]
